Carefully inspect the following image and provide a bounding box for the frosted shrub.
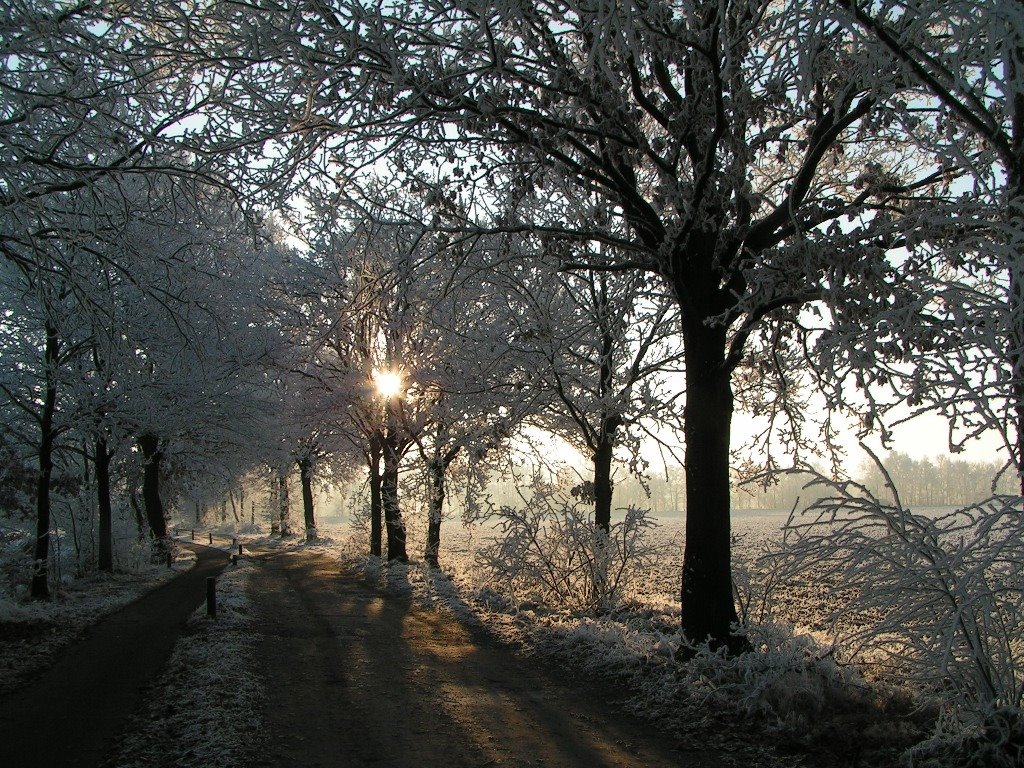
[768,459,1024,762]
[475,486,661,612]
[678,621,861,727]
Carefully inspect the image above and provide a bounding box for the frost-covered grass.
[106,557,262,768]
[0,523,195,696]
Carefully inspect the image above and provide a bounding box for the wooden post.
[166,551,173,568]
[191,529,195,541]
[232,554,238,566]
[208,532,212,545]
[238,543,243,555]
[206,577,216,619]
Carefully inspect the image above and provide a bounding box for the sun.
[373,369,403,398]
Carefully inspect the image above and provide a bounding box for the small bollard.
[238,543,243,555]
[166,551,173,568]
[191,529,195,541]
[206,576,216,619]
[208,532,213,545]
[231,554,238,566]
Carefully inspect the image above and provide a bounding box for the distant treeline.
[482,452,1017,515]
[620,452,1016,513]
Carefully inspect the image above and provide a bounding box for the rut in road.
[247,549,724,768]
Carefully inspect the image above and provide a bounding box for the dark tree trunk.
[593,272,618,535]
[1008,172,1024,495]
[31,321,59,599]
[137,433,169,559]
[269,473,279,535]
[368,438,383,557]
[95,436,113,572]
[298,456,316,540]
[382,432,407,562]
[424,459,446,568]
[592,416,619,534]
[129,489,146,542]
[679,319,741,650]
[278,471,292,536]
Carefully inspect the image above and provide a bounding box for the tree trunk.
[137,433,169,560]
[592,415,619,534]
[269,473,279,535]
[31,321,59,599]
[95,436,113,572]
[593,272,618,535]
[129,489,146,542]
[424,458,446,568]
[679,320,742,651]
[298,456,316,540]
[382,432,407,562]
[368,440,383,557]
[1008,169,1024,494]
[278,471,292,536]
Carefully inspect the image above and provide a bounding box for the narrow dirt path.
[248,549,727,768]
[0,542,230,768]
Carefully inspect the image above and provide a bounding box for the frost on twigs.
[678,622,864,722]
[475,484,661,613]
[765,451,1024,764]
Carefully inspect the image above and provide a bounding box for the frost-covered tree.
[502,256,684,533]
[279,206,439,560]
[821,1,1024,489]
[400,242,540,568]
[161,0,937,647]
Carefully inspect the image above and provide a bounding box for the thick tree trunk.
[424,459,446,568]
[1008,170,1024,494]
[368,440,383,557]
[593,272,618,535]
[269,474,279,535]
[382,433,407,562]
[129,489,146,542]
[31,321,59,599]
[137,433,169,560]
[278,471,292,536]
[298,456,316,540]
[679,320,741,650]
[95,436,113,572]
[592,417,619,534]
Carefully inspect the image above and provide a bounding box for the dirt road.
[248,549,727,768]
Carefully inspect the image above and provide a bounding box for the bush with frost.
[766,453,1024,765]
[475,484,661,612]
